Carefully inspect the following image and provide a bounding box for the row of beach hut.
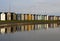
[0,12,60,21]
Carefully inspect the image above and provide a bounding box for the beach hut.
[0,12,2,20]
[34,14,38,20]
[25,14,28,20]
[16,14,20,20]
[56,16,60,20]
[38,15,43,20]
[28,14,32,20]
[13,13,16,20]
[48,15,55,20]
[21,14,25,20]
[31,14,34,20]
[42,15,48,20]
[7,12,11,20]
[1,12,7,21]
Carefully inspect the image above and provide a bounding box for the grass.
[0,20,60,23]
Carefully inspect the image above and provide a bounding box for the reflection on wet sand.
[48,23,58,28]
[38,24,49,29]
[0,23,60,34]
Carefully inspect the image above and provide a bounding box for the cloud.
[0,0,60,15]
[14,2,60,14]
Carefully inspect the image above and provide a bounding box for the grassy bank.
[0,20,60,24]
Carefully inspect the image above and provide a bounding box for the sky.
[0,0,60,15]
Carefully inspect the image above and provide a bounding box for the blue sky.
[0,0,60,15]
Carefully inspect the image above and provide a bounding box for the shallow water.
[0,23,60,41]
